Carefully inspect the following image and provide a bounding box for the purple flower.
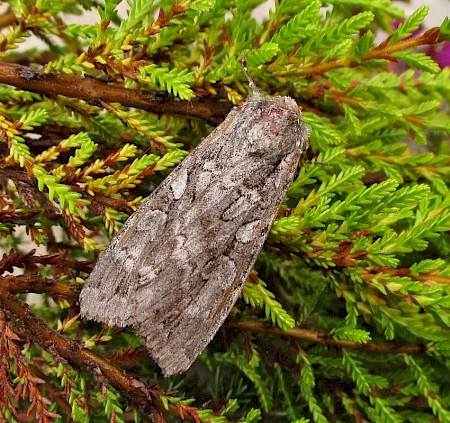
[434,42,450,68]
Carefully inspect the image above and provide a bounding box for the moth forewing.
[80,93,309,376]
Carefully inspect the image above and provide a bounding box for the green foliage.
[297,352,328,423]
[242,276,296,330]
[391,6,429,43]
[0,0,449,422]
[332,326,372,343]
[138,64,196,100]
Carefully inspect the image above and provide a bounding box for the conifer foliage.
[0,1,449,422]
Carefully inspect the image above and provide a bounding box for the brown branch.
[0,62,232,124]
[0,209,40,224]
[0,249,91,276]
[1,275,79,300]
[228,320,424,354]
[28,251,92,272]
[0,309,62,422]
[362,27,442,61]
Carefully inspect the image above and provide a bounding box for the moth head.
[246,96,303,157]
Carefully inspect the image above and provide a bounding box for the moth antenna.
[241,55,261,96]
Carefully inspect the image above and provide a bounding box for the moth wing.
[131,95,307,375]
[79,202,168,327]
[80,107,242,327]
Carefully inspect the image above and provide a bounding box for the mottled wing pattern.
[79,107,240,327]
[79,198,169,327]
[80,94,309,376]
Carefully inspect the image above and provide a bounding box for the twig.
[228,320,424,354]
[1,275,79,300]
[298,27,443,76]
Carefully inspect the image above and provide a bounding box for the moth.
[80,68,309,376]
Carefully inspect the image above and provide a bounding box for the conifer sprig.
[0,1,448,421]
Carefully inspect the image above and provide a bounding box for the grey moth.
[80,72,309,376]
